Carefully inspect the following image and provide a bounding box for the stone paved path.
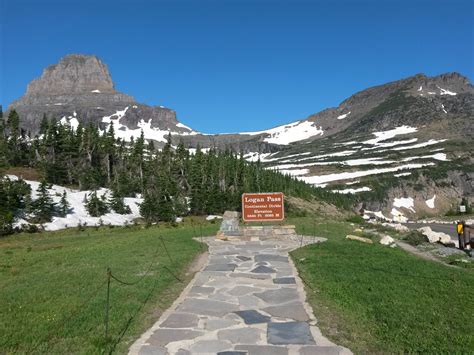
[130,236,351,355]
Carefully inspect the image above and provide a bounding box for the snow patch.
[393,197,415,212]
[363,126,418,145]
[425,195,436,209]
[437,86,457,96]
[394,172,411,177]
[299,163,434,185]
[206,215,223,221]
[391,139,446,151]
[241,120,324,145]
[278,168,309,177]
[91,89,101,93]
[8,176,142,231]
[337,111,351,120]
[391,208,408,223]
[102,107,197,142]
[333,187,371,194]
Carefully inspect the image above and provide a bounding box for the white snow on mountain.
[362,126,418,145]
[426,195,436,209]
[298,162,435,185]
[391,139,446,151]
[437,86,457,96]
[391,208,408,223]
[91,89,101,93]
[60,116,80,131]
[176,122,198,134]
[393,197,415,212]
[278,168,310,176]
[333,186,371,194]
[241,120,324,145]
[337,111,351,119]
[101,107,197,143]
[394,172,411,177]
[361,138,418,150]
[401,152,448,162]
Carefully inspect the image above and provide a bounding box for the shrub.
[403,231,427,246]
[85,191,109,217]
[346,215,365,224]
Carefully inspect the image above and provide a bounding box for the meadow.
[291,217,474,353]
[0,219,219,354]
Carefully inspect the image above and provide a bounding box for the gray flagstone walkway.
[129,236,351,355]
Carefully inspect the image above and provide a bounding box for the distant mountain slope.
[6,54,474,218]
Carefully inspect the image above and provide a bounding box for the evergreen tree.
[85,191,109,217]
[32,180,56,223]
[109,188,131,214]
[0,107,8,170]
[0,177,31,235]
[58,190,70,217]
[140,189,160,223]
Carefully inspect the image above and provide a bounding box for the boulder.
[382,223,410,233]
[380,235,395,246]
[218,211,241,237]
[417,226,453,245]
[346,235,373,244]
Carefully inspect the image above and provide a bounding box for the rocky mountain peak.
[25,54,116,96]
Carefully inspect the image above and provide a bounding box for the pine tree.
[109,188,131,214]
[32,180,56,223]
[58,190,70,217]
[85,191,109,217]
[140,189,160,223]
[0,107,8,170]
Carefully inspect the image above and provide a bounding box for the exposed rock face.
[8,54,280,150]
[6,54,474,218]
[26,54,116,95]
[8,54,182,138]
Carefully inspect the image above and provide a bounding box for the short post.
[105,267,111,339]
[457,221,465,250]
[199,223,203,245]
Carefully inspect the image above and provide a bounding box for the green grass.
[290,216,474,353]
[0,219,219,354]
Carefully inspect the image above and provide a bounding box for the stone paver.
[129,236,352,354]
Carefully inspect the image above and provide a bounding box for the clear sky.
[1,0,473,133]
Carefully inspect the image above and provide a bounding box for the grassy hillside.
[291,217,474,353]
[0,219,219,354]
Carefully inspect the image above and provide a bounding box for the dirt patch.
[186,251,208,275]
[286,196,349,218]
[4,167,42,181]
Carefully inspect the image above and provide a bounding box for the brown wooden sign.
[242,192,284,222]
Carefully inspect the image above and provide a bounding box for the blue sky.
[1,0,473,133]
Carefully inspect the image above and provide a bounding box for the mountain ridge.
[4,54,474,219]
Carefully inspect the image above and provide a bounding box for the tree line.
[0,108,354,235]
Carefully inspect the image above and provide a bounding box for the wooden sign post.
[242,192,284,222]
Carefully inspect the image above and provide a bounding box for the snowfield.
[362,126,418,145]
[332,186,371,194]
[298,162,435,185]
[393,197,415,213]
[425,195,436,209]
[241,120,324,145]
[8,175,143,231]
